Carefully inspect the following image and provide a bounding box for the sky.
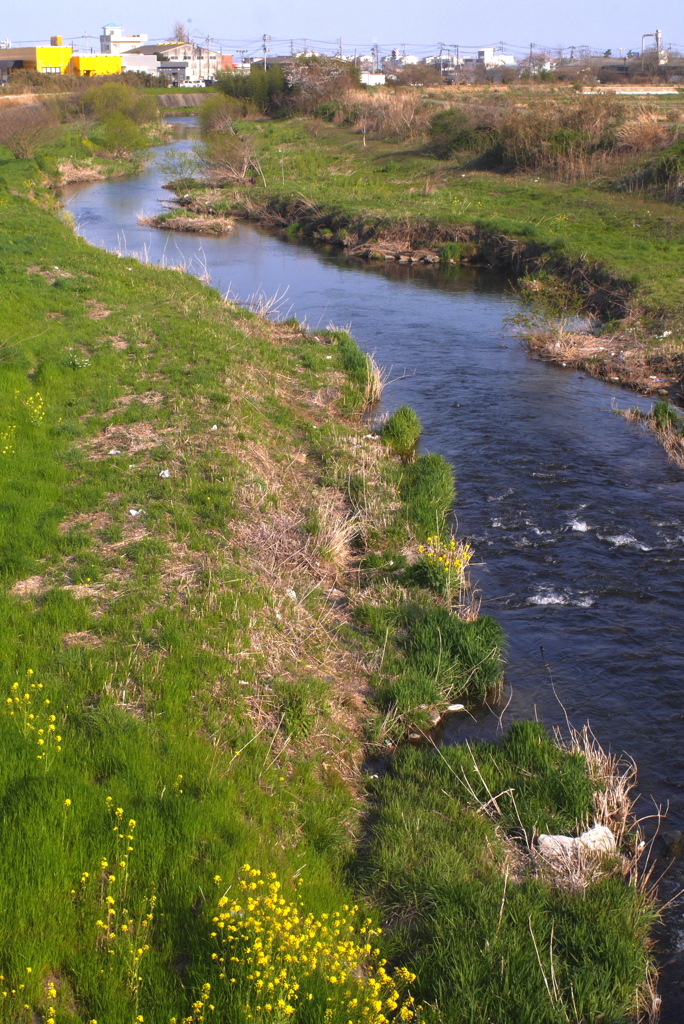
[3,0,683,58]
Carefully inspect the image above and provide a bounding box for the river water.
[62,122,684,1012]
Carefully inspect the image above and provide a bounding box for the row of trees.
[0,82,158,160]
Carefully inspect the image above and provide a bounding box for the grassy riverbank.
[0,143,659,1021]
[168,91,684,402]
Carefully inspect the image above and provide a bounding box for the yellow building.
[0,45,72,74]
[70,54,122,76]
[0,43,122,77]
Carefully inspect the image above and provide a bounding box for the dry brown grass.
[616,109,671,152]
[57,159,109,184]
[85,421,171,460]
[63,631,103,648]
[10,575,49,598]
[139,213,235,236]
[85,300,111,320]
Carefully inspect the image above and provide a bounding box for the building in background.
[0,42,72,74]
[477,47,516,67]
[120,52,159,75]
[71,53,122,75]
[100,24,148,55]
[0,40,122,78]
[129,41,223,83]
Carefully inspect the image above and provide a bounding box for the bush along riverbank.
[156,99,684,415]
[0,151,660,1022]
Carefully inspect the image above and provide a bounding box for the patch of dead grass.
[85,300,111,320]
[63,631,103,648]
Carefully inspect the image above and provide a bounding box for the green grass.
[356,601,505,722]
[0,169,373,1022]
[364,722,656,1024]
[205,116,684,325]
[381,405,422,460]
[0,141,658,1024]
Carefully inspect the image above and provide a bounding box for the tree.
[0,104,58,159]
[98,113,150,158]
[170,20,190,43]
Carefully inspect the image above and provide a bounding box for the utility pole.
[529,42,534,71]
[337,37,342,58]
[238,48,247,69]
[439,41,444,77]
[372,42,379,72]
[262,33,270,70]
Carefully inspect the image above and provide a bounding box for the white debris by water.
[537,824,616,864]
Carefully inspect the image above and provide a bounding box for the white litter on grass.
[285,588,296,600]
[108,449,121,455]
[363,433,380,440]
[238,680,250,686]
[275,611,282,620]
[537,824,616,863]
[211,424,218,431]
[159,469,171,478]
[325,355,332,359]
[129,509,143,517]
[446,704,465,713]
[128,464,136,469]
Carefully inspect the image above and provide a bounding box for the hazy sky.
[4,0,682,57]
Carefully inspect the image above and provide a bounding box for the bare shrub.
[287,57,359,115]
[199,134,265,184]
[198,94,256,134]
[0,104,58,158]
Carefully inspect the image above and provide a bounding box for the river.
[62,120,684,1013]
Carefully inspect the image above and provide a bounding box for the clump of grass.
[357,600,505,720]
[363,722,657,1024]
[381,405,422,460]
[399,453,455,540]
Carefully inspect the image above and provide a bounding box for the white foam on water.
[487,488,514,503]
[602,533,652,551]
[569,518,590,532]
[528,587,595,608]
[529,589,568,606]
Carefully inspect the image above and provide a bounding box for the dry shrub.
[200,134,264,184]
[356,91,431,140]
[288,58,359,115]
[616,108,670,152]
[313,494,358,568]
[0,103,59,158]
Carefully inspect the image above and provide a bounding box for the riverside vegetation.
[160,76,684,423]
[0,92,661,1022]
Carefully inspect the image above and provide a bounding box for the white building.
[121,52,158,75]
[130,42,223,84]
[100,24,148,55]
[360,71,385,86]
[477,47,516,67]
